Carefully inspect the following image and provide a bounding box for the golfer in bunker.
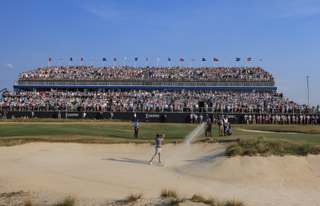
[149,133,165,165]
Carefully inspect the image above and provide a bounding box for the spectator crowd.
[1,90,319,115]
[18,66,274,82]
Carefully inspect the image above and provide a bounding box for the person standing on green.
[134,119,139,139]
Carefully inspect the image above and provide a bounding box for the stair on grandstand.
[0,88,7,93]
[73,102,81,112]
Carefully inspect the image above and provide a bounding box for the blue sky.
[1,0,320,106]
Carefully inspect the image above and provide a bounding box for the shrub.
[161,189,179,198]
[54,195,77,206]
[191,194,216,205]
[169,197,185,206]
[23,197,35,206]
[125,192,144,203]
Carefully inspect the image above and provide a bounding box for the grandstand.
[2,65,319,123]
[14,65,276,93]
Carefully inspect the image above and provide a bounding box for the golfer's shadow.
[102,157,148,165]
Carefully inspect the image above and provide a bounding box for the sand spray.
[163,123,206,167]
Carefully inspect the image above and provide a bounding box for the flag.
[168,58,171,61]
[180,58,184,61]
[146,58,148,61]
[114,58,117,61]
[102,58,106,61]
[135,57,138,61]
[224,58,227,61]
[202,58,206,61]
[191,58,195,61]
[92,58,95,61]
[60,58,63,61]
[214,58,219,61]
[70,57,73,61]
[236,58,241,61]
[247,57,251,61]
[49,58,52,61]
[81,58,83,61]
[259,58,263,61]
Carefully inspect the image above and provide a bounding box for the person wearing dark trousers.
[134,119,139,139]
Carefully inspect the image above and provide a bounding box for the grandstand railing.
[1,105,318,115]
[15,80,276,88]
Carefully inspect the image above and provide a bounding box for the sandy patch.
[0,143,320,206]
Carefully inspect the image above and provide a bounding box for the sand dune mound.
[1,142,320,206]
[174,152,320,186]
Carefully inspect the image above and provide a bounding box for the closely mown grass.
[161,189,179,198]
[53,195,77,206]
[241,124,320,134]
[125,192,144,203]
[7,117,131,123]
[225,135,320,157]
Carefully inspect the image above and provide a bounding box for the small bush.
[191,194,216,205]
[125,192,144,203]
[224,198,245,206]
[54,195,77,206]
[161,189,179,198]
[169,197,185,206]
[23,197,35,206]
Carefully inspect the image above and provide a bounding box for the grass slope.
[0,120,320,146]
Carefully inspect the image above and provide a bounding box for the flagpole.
[102,60,103,67]
[201,61,203,68]
[134,61,136,68]
[168,60,170,67]
[224,59,226,68]
[190,59,191,67]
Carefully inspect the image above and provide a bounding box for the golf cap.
[156,134,161,137]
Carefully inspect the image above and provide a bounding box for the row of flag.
[48,57,263,62]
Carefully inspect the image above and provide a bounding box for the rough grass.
[169,197,185,206]
[191,194,216,205]
[125,192,144,203]
[23,197,35,206]
[226,136,320,157]
[0,190,25,198]
[161,189,179,198]
[53,195,77,206]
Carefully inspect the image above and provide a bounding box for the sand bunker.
[1,142,320,206]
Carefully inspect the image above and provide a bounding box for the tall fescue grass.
[125,192,144,203]
[191,194,215,205]
[226,136,320,157]
[169,197,185,206]
[191,194,245,206]
[161,189,179,198]
[53,195,77,206]
[23,197,35,206]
